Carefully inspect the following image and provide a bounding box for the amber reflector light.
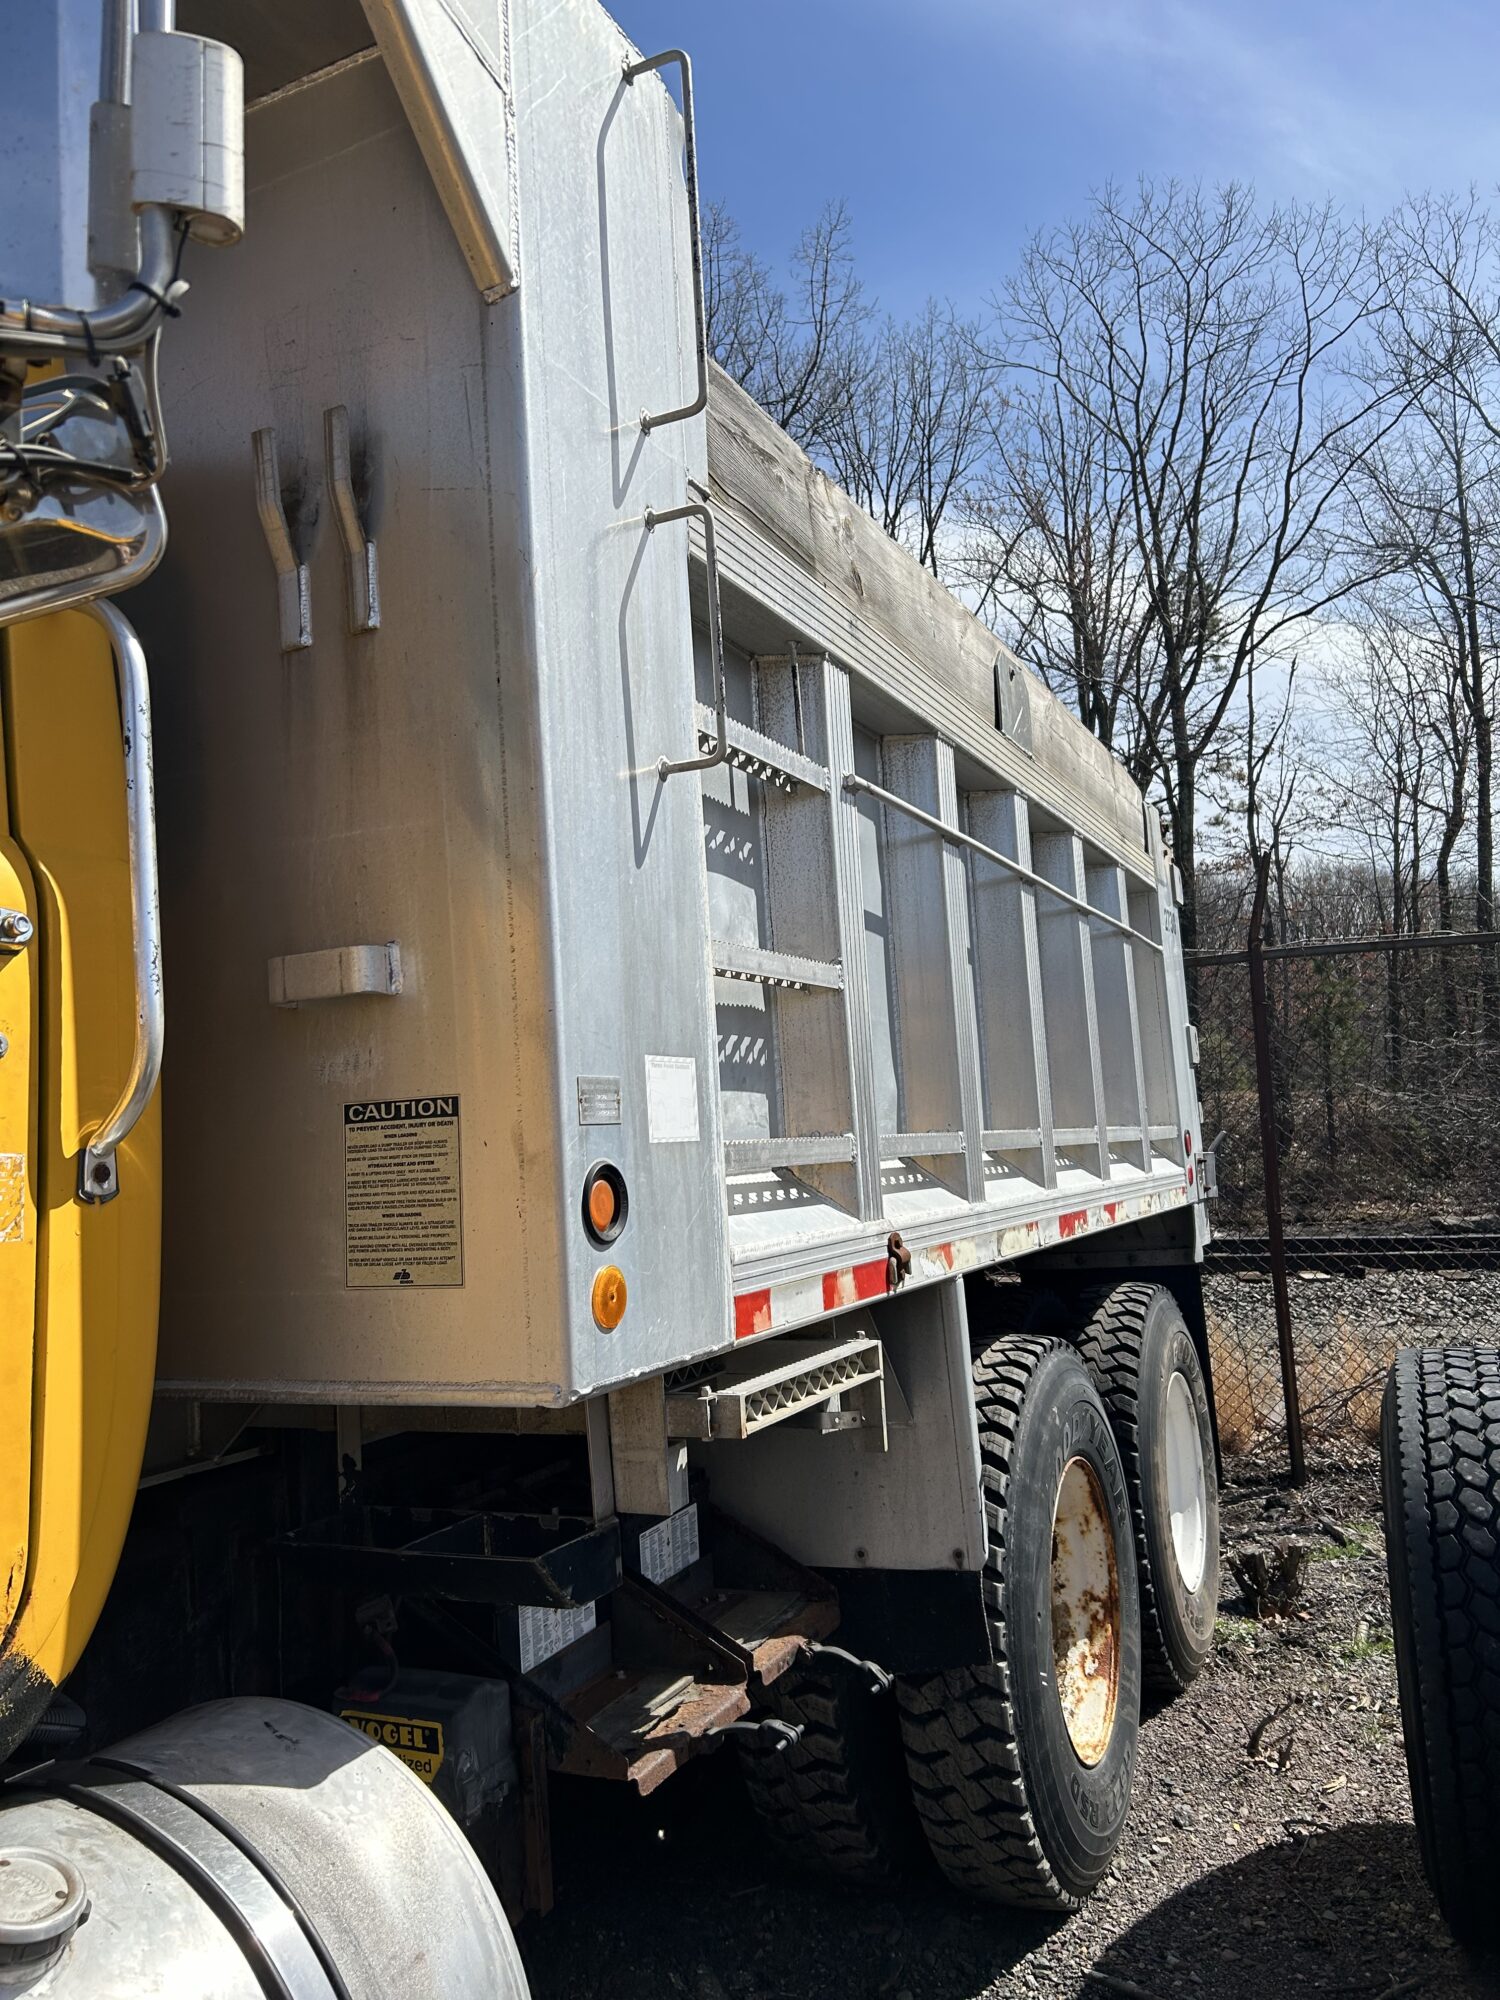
[592,1265,627,1330]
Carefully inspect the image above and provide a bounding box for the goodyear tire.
[1382,1346,1500,1949]
[897,1337,1140,1909]
[737,1656,926,1887]
[1069,1284,1219,1693]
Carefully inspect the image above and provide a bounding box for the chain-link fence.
[1190,885,1500,1478]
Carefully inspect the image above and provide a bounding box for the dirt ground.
[521,1453,1494,2000]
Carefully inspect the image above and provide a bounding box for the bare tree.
[820,303,997,574]
[1334,588,1475,1044]
[704,200,994,576]
[986,180,1411,963]
[1367,195,1500,1026]
[1331,618,1444,1079]
[702,199,868,453]
[961,373,1157,762]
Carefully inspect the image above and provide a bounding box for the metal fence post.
[1248,854,1307,1485]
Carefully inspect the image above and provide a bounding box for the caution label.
[344,1095,464,1289]
[339,1710,445,1783]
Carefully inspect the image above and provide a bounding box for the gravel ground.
[1205,1268,1500,1450]
[521,1456,1492,2000]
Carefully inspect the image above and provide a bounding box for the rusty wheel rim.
[1050,1455,1122,1767]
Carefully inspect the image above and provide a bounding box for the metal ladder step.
[695,703,828,793]
[711,940,843,991]
[724,1133,856,1174]
[555,1668,747,1794]
[667,1334,885,1442]
[881,1130,964,1158]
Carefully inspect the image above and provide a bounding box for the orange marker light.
[592,1265,628,1331]
[588,1177,617,1236]
[581,1162,628,1247]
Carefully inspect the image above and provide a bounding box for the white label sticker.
[637,1504,700,1585]
[517,1601,596,1672]
[644,1055,699,1144]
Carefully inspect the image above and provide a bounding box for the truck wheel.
[738,1656,926,1887]
[1382,1346,1500,1949]
[1070,1284,1219,1693]
[897,1338,1140,1909]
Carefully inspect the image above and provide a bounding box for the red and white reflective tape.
[732,1181,1192,1342]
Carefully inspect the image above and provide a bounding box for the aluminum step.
[694,702,828,793]
[667,1334,885,1443]
[711,940,843,991]
[623,1502,840,1687]
[723,1133,856,1175]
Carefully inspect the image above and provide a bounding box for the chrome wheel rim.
[1164,1369,1208,1594]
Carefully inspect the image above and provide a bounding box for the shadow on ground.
[520,1774,1493,2000]
[1093,1820,1486,2000]
[520,1761,1055,1999]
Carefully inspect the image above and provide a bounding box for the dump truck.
[0,3,1221,1989]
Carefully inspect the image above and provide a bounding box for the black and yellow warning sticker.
[343,1095,464,1289]
[340,1709,445,1783]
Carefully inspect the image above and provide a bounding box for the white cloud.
[923,0,1500,205]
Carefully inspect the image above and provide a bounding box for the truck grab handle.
[622,48,708,435]
[649,489,728,780]
[77,601,163,1204]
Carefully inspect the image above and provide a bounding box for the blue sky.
[608,0,1500,321]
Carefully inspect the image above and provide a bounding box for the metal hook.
[252,425,312,652]
[804,1643,893,1696]
[706,1717,804,1752]
[324,404,379,634]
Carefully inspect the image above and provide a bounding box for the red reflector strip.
[730,1180,1194,1347]
[821,1258,889,1310]
[734,1288,773,1340]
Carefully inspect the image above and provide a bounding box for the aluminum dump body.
[698,370,1202,1339]
[139,0,1204,1410]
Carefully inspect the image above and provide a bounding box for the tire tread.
[898,1335,1086,1910]
[738,1662,924,1886]
[1068,1282,1215,1694]
[1383,1345,1500,1945]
